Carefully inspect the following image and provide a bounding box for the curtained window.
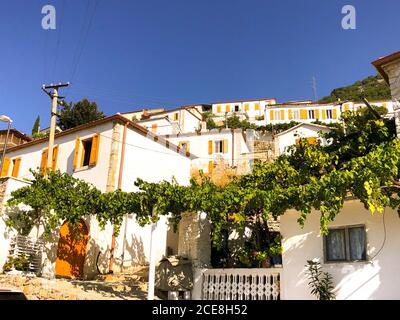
[325,225,366,262]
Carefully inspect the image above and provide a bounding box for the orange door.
[55,220,89,279]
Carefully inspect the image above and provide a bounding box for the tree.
[31,115,40,136]
[57,99,105,130]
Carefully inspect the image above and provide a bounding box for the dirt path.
[0,268,153,300]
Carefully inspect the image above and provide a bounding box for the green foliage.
[57,98,105,130]
[31,115,40,136]
[305,260,335,300]
[3,254,32,272]
[256,121,299,134]
[318,74,391,103]
[223,115,257,130]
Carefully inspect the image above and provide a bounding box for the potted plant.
[255,250,271,268]
[269,235,283,266]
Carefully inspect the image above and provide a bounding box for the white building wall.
[276,125,331,155]
[162,129,250,173]
[280,201,400,300]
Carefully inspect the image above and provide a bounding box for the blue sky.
[0,0,399,133]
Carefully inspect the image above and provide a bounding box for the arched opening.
[55,219,89,279]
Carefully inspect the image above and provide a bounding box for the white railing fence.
[202,268,281,300]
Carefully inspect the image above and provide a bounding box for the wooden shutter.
[208,161,213,174]
[11,157,21,178]
[300,109,307,119]
[280,110,285,120]
[244,104,249,111]
[307,137,317,144]
[333,109,337,119]
[151,123,157,133]
[40,149,48,175]
[216,105,221,113]
[185,142,190,157]
[344,104,350,111]
[315,110,320,119]
[1,157,11,177]
[225,105,230,113]
[89,133,100,166]
[223,139,228,154]
[288,110,293,120]
[73,137,80,170]
[322,110,326,120]
[52,145,59,171]
[270,110,274,121]
[255,103,260,111]
[208,140,213,155]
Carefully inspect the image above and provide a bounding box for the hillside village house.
[121,105,208,136]
[0,128,31,156]
[0,114,194,279]
[160,129,252,175]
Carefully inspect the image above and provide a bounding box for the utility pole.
[41,83,69,173]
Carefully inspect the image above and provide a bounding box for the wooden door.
[55,220,89,279]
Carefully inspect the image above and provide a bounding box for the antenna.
[312,76,318,101]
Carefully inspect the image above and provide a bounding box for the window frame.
[308,109,316,119]
[323,224,368,264]
[326,109,333,119]
[214,140,224,154]
[292,110,300,120]
[81,138,93,168]
[274,110,281,120]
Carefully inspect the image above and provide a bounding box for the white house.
[0,114,194,279]
[122,105,207,136]
[280,201,400,299]
[274,123,332,155]
[160,128,252,174]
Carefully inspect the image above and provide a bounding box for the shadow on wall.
[118,234,146,270]
[66,150,75,175]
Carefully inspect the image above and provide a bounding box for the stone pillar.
[178,212,211,267]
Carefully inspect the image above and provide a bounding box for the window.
[73,134,100,170]
[81,139,93,167]
[324,225,367,262]
[173,113,179,121]
[234,105,240,112]
[214,140,223,153]
[292,110,300,120]
[308,110,315,119]
[326,109,333,119]
[274,110,282,120]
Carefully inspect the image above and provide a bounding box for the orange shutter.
[244,104,249,111]
[223,139,228,154]
[333,109,337,119]
[208,161,213,174]
[300,109,307,119]
[73,137,80,170]
[89,133,100,166]
[280,110,285,120]
[52,145,59,171]
[322,110,326,120]
[307,137,317,144]
[344,104,350,111]
[185,142,190,157]
[315,110,319,119]
[216,105,221,113]
[255,103,260,111]
[225,105,230,113]
[151,123,158,133]
[295,138,300,145]
[270,110,274,121]
[40,149,48,175]
[11,157,21,178]
[1,157,11,177]
[208,140,213,155]
[288,110,293,120]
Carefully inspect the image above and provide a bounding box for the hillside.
[318,74,391,103]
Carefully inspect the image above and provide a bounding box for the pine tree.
[32,115,40,135]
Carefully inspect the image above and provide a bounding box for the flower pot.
[261,258,271,268]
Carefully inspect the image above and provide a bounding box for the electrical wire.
[51,0,66,80]
[370,208,387,261]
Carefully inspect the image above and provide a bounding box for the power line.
[51,0,67,80]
